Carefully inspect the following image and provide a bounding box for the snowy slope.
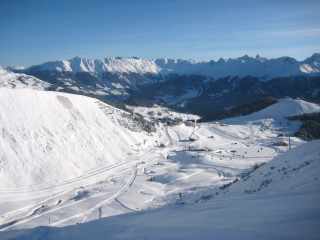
[127,104,200,122]
[0,67,51,91]
[220,99,320,125]
[6,66,25,72]
[200,54,320,80]
[6,54,320,117]
[16,53,320,81]
[1,140,319,240]
[30,57,162,76]
[248,99,320,118]
[0,88,150,188]
[0,91,319,239]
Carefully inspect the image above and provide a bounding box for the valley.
[0,87,318,238]
[2,1,320,238]
[0,60,320,239]
[7,54,320,116]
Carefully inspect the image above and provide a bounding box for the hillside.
[10,53,320,81]
[216,98,320,124]
[1,140,319,239]
[0,66,52,91]
[0,86,319,239]
[0,88,156,188]
[6,54,320,116]
[199,97,279,122]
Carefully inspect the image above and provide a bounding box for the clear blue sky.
[1,0,319,67]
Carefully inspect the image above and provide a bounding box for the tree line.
[198,97,278,122]
[294,120,320,141]
[285,112,320,123]
[119,98,156,107]
[285,112,320,141]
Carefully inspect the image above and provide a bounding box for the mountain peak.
[6,66,25,72]
[71,56,82,60]
[7,53,320,82]
[218,58,226,63]
[304,53,320,63]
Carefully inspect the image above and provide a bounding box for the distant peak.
[303,53,320,63]
[6,66,25,71]
[240,54,250,60]
[218,58,225,63]
[256,54,261,59]
[310,53,320,59]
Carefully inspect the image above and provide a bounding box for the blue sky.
[0,0,319,67]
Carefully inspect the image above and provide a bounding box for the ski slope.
[0,88,319,239]
[2,139,319,240]
[0,88,151,188]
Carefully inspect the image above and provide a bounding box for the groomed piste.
[0,85,319,239]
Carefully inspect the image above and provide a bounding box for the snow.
[0,86,319,239]
[36,60,72,72]
[224,99,320,123]
[1,137,319,239]
[6,66,25,72]
[0,88,148,188]
[126,104,200,122]
[0,67,51,91]
[33,57,162,76]
[15,53,320,82]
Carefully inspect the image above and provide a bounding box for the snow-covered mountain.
[0,88,157,188]
[6,54,320,116]
[0,66,52,91]
[0,87,319,239]
[13,53,320,80]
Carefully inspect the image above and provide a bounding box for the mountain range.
[6,53,320,116]
[1,54,320,239]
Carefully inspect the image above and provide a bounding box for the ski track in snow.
[0,89,319,237]
[0,147,163,231]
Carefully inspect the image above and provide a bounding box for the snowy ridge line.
[0,67,52,91]
[11,53,320,81]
